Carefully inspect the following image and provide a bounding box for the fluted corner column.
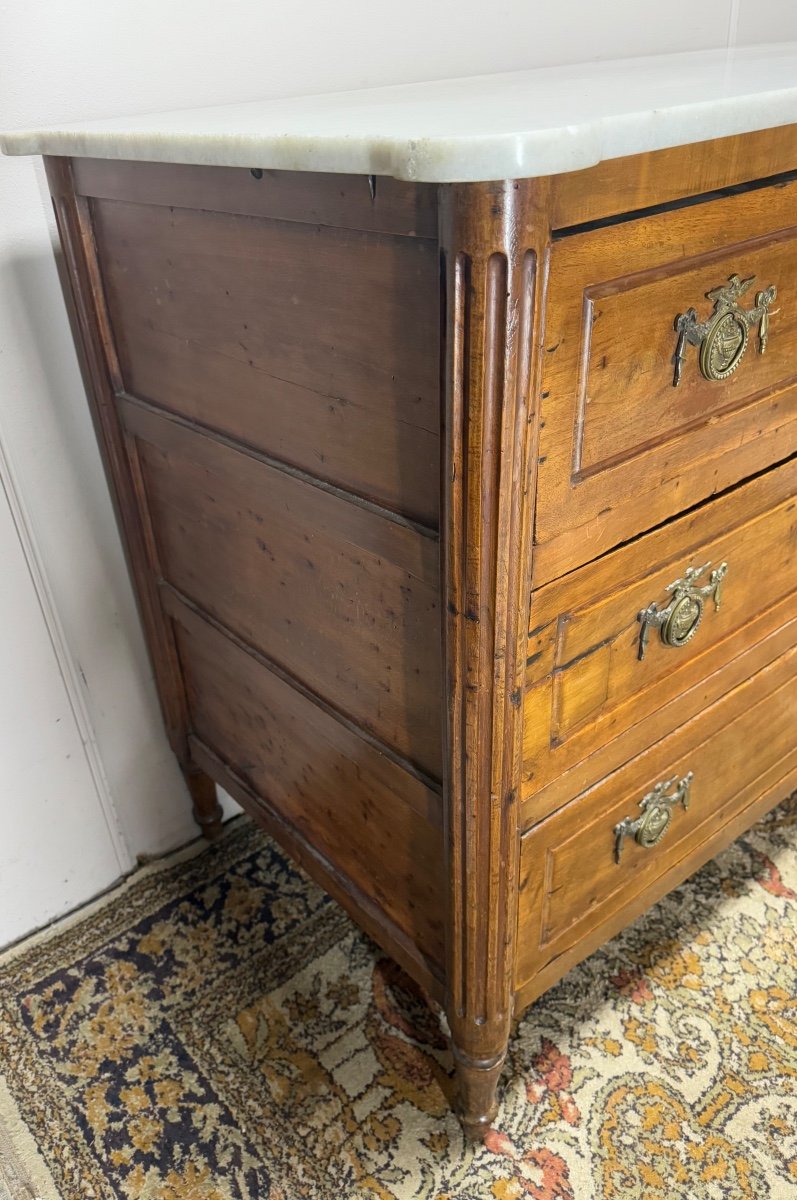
[439,179,551,1138]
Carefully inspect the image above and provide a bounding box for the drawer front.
[516,645,797,999]
[523,458,797,804]
[534,179,797,585]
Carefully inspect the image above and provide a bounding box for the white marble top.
[3,46,797,183]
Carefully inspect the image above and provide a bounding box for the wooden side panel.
[535,179,797,583]
[122,400,443,779]
[91,194,440,526]
[170,599,445,970]
[73,157,439,238]
[522,459,797,798]
[48,155,449,997]
[516,643,797,1001]
[43,157,196,765]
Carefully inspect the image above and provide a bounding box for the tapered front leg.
[185,767,224,841]
[439,180,552,1137]
[453,1047,507,1139]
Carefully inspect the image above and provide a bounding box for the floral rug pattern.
[0,798,795,1200]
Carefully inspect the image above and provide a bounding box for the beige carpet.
[0,800,795,1200]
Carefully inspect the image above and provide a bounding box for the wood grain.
[41,141,797,1141]
[439,178,551,1136]
[523,458,797,797]
[73,157,439,238]
[171,596,445,972]
[535,178,797,584]
[92,195,440,525]
[47,155,448,1014]
[122,398,443,779]
[516,644,797,1001]
[190,735,445,1001]
[515,761,797,1015]
[551,125,797,229]
[44,158,194,767]
[522,606,797,831]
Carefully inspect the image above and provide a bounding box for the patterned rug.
[0,800,795,1200]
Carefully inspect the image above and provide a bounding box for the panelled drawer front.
[523,458,797,803]
[516,645,797,995]
[535,179,797,585]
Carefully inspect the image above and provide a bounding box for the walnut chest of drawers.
[4,73,797,1137]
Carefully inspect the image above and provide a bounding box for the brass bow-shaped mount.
[673,274,776,387]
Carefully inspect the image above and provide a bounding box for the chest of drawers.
[4,55,797,1138]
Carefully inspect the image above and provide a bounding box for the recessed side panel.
[123,400,443,780]
[171,598,445,975]
[88,175,440,527]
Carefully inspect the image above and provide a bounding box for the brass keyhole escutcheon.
[673,274,776,387]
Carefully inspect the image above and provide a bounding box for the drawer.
[515,643,797,1004]
[534,177,797,585]
[523,457,797,808]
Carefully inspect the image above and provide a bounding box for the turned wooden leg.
[185,767,224,841]
[452,1045,507,1140]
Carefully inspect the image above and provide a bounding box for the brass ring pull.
[637,560,727,661]
[614,772,693,864]
[673,274,776,387]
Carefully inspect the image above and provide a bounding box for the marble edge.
[3,65,797,183]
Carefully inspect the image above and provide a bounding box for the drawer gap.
[535,448,797,589]
[553,167,797,238]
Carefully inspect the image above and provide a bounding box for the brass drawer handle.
[614,772,693,864]
[637,560,727,661]
[673,274,776,387]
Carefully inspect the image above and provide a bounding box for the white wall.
[0,447,126,945]
[1,0,794,946]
